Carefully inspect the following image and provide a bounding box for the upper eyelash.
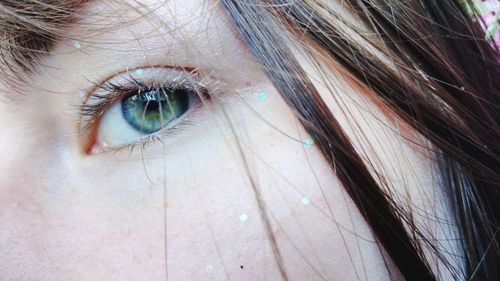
[81,78,168,114]
[79,75,197,126]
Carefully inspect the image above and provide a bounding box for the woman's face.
[0,0,457,280]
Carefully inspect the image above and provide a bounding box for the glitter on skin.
[258,92,267,101]
[301,196,310,205]
[73,41,81,49]
[135,69,144,75]
[303,138,314,148]
[239,213,248,222]
[205,264,214,273]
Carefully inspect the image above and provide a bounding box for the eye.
[80,67,208,154]
[121,87,189,134]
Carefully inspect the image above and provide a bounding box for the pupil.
[145,101,159,112]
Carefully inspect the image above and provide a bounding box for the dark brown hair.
[220,1,499,280]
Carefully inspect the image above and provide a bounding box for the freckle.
[155,177,164,185]
[133,254,140,264]
[33,203,42,214]
[240,265,244,269]
[205,264,214,273]
[239,213,248,222]
[73,41,81,49]
[245,81,252,87]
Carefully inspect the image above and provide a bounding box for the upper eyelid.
[81,65,199,103]
[97,76,196,96]
[84,70,212,111]
[78,67,203,117]
[79,70,196,120]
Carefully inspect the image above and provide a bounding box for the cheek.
[0,86,391,281]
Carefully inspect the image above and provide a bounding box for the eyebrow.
[0,1,90,78]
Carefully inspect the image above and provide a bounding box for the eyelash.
[79,74,211,154]
[107,120,194,155]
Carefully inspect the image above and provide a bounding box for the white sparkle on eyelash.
[239,213,248,222]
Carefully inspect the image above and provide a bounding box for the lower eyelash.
[110,121,193,154]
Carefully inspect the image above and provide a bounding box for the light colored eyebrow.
[0,0,90,79]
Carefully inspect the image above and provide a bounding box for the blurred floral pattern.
[468,0,500,45]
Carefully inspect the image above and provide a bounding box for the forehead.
[74,0,225,61]
[0,0,263,99]
[0,0,90,73]
[0,0,217,81]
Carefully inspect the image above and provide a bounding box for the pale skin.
[0,0,461,280]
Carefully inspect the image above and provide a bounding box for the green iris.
[121,89,189,134]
